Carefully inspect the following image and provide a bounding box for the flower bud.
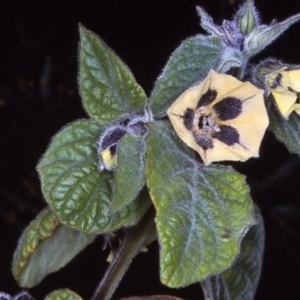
[235,0,259,35]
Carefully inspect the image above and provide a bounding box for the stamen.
[199,115,220,133]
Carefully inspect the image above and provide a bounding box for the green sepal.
[245,12,300,57]
[267,95,300,155]
[37,119,150,233]
[79,25,147,124]
[195,6,244,74]
[146,121,255,288]
[45,289,83,300]
[12,207,96,288]
[201,205,265,300]
[218,47,244,74]
[110,135,146,213]
[234,0,258,35]
[196,6,224,37]
[148,35,238,118]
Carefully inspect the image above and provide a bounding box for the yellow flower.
[267,68,300,119]
[167,70,269,165]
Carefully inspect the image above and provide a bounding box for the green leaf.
[201,205,265,300]
[196,6,223,37]
[12,207,96,288]
[79,25,147,124]
[45,289,83,300]
[146,121,255,288]
[267,95,300,154]
[111,135,146,213]
[37,119,150,233]
[245,12,300,57]
[148,35,241,118]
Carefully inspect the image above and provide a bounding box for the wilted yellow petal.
[280,69,300,92]
[100,147,118,170]
[267,68,300,119]
[98,124,127,171]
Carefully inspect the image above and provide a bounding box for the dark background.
[1,0,300,299]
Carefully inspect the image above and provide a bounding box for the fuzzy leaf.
[196,6,224,37]
[37,119,150,233]
[149,35,231,118]
[218,48,244,74]
[45,289,83,300]
[111,135,146,213]
[201,205,264,300]
[146,121,255,288]
[245,13,300,57]
[12,208,96,288]
[79,25,147,124]
[267,95,300,154]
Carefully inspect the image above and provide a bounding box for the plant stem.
[91,206,156,300]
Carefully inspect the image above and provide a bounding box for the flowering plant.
[8,1,300,299]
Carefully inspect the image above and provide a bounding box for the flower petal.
[283,69,300,92]
[271,89,298,119]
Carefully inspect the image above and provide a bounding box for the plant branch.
[91,205,157,300]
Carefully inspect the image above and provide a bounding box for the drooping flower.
[167,70,269,165]
[266,68,300,119]
[98,116,149,170]
[98,124,128,170]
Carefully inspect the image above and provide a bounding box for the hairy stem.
[91,206,156,300]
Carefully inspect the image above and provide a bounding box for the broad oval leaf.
[79,25,147,124]
[201,205,265,300]
[146,121,255,288]
[45,289,83,300]
[12,207,96,288]
[148,35,242,118]
[267,95,300,154]
[37,119,150,233]
[110,135,146,213]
